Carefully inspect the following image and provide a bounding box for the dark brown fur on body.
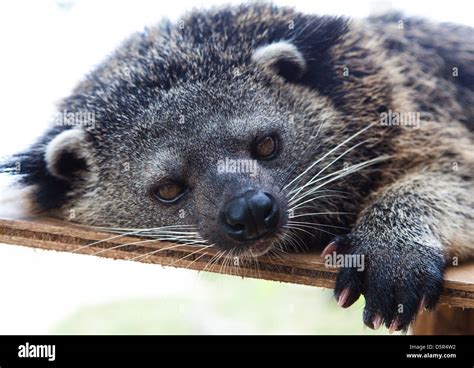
[3,4,473,332]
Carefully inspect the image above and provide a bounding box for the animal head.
[4,4,386,258]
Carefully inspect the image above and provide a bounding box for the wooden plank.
[412,305,474,334]
[0,217,473,308]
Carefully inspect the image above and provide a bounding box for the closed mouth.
[245,236,276,257]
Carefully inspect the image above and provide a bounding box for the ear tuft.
[44,128,90,181]
[252,41,307,81]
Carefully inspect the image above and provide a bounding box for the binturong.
[2,4,473,332]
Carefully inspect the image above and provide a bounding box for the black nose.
[220,190,280,242]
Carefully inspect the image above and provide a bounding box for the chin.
[234,235,278,258]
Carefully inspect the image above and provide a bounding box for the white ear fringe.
[44,128,87,181]
[251,41,307,78]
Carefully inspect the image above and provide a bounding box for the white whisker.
[282,123,376,192]
[288,139,369,200]
[288,194,348,211]
[128,240,205,261]
[289,211,353,218]
[289,155,390,207]
[166,245,214,267]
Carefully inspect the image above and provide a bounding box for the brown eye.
[154,181,187,203]
[253,135,278,159]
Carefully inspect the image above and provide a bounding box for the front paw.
[323,234,445,332]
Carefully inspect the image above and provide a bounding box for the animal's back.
[368,13,474,129]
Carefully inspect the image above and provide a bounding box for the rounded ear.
[251,41,307,81]
[44,128,91,181]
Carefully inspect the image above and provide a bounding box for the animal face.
[67,72,342,257]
